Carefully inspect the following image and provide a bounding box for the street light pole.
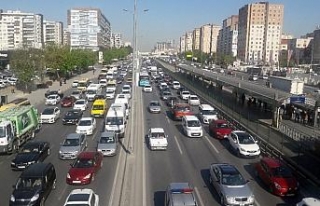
[133,0,138,71]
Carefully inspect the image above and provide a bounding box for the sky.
[1,0,320,51]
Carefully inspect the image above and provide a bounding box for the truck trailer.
[268,76,304,95]
[0,105,40,154]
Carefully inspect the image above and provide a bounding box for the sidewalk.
[0,68,101,106]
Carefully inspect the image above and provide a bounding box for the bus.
[139,71,150,87]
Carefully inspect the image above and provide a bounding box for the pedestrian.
[279,107,284,122]
[11,86,15,94]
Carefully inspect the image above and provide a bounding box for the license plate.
[18,166,26,169]
[73,181,81,184]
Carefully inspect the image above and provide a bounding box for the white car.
[73,99,88,111]
[180,90,190,100]
[45,94,61,105]
[227,130,261,157]
[172,81,180,90]
[296,197,320,206]
[198,104,218,124]
[40,107,60,123]
[72,80,79,88]
[188,95,200,106]
[106,90,115,99]
[147,128,168,150]
[7,77,18,85]
[121,90,131,99]
[76,117,97,136]
[99,78,107,87]
[116,94,128,101]
[143,85,153,92]
[122,84,132,93]
[63,188,99,206]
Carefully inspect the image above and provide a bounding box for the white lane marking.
[194,186,205,206]
[204,136,219,154]
[255,200,261,206]
[166,116,170,123]
[173,136,183,155]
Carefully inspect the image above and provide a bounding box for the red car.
[61,96,76,107]
[255,157,299,196]
[208,119,233,139]
[66,151,103,185]
[171,103,192,120]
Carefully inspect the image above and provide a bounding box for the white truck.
[147,128,168,150]
[105,108,126,138]
[268,76,304,95]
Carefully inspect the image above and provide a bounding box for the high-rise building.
[237,2,284,65]
[200,24,221,54]
[154,41,174,53]
[218,15,238,57]
[192,28,201,51]
[313,29,320,64]
[111,33,123,48]
[43,20,63,46]
[0,10,43,50]
[185,31,193,52]
[288,37,313,64]
[180,35,186,53]
[63,29,70,45]
[67,8,111,51]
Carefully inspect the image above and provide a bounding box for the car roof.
[21,163,53,178]
[150,128,165,133]
[213,119,228,124]
[200,104,214,110]
[175,103,190,107]
[189,95,198,97]
[218,164,240,175]
[80,117,93,121]
[66,133,82,139]
[261,157,282,168]
[184,115,199,121]
[66,188,94,203]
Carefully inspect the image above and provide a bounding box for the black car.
[166,96,179,108]
[62,109,83,125]
[45,90,63,98]
[177,87,186,95]
[10,163,56,206]
[11,141,50,171]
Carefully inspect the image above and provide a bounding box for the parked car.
[97,131,118,156]
[76,117,97,136]
[255,157,299,196]
[40,107,61,124]
[209,163,255,206]
[227,130,261,157]
[63,188,99,206]
[59,133,87,160]
[11,141,50,170]
[61,96,76,107]
[66,151,103,185]
[209,119,233,139]
[62,109,83,125]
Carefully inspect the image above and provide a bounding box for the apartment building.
[185,31,193,51]
[179,35,186,53]
[288,37,313,64]
[0,10,43,50]
[43,20,63,46]
[217,15,238,57]
[111,33,123,48]
[192,28,200,51]
[237,2,284,65]
[313,29,320,64]
[63,29,70,45]
[67,8,111,51]
[199,24,221,54]
[154,41,174,53]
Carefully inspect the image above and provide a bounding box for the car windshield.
[190,96,198,100]
[182,91,190,95]
[78,120,92,126]
[106,117,123,125]
[16,177,43,189]
[100,136,115,144]
[217,123,229,128]
[222,172,246,185]
[237,133,255,144]
[175,106,190,112]
[151,132,165,139]
[42,108,54,114]
[202,110,217,115]
[144,86,151,88]
[66,111,80,117]
[47,96,56,99]
[63,97,73,101]
[66,204,89,206]
[63,138,79,146]
[21,145,39,153]
[75,100,85,105]
[93,105,104,110]
[271,166,293,178]
[150,102,160,107]
[0,127,6,138]
[106,90,114,94]
[73,158,94,168]
[86,90,96,94]
[122,91,130,94]
[187,120,201,127]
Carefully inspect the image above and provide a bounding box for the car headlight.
[72,150,79,154]
[30,193,40,202]
[59,150,62,154]
[225,196,236,204]
[67,173,70,178]
[84,173,92,179]
[248,194,255,203]
[28,161,36,165]
[10,195,15,202]
[274,182,282,190]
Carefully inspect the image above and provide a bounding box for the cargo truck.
[0,105,40,154]
[268,76,304,95]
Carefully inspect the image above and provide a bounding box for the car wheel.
[220,194,225,206]
[236,149,241,157]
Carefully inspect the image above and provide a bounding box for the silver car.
[59,133,87,160]
[148,101,161,113]
[97,131,118,156]
[209,163,255,206]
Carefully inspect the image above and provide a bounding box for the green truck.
[0,105,40,154]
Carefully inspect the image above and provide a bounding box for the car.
[45,90,63,98]
[11,141,50,170]
[165,182,198,206]
[209,119,233,139]
[227,130,261,157]
[255,157,299,196]
[45,94,61,105]
[72,80,79,88]
[165,96,179,108]
[171,103,192,121]
[182,115,203,137]
[160,91,172,100]
[62,109,83,125]
[73,99,88,111]
[97,131,118,156]
[71,90,83,100]
[40,107,61,123]
[63,188,99,206]
[122,84,132,93]
[106,90,115,99]
[180,90,191,100]
[61,96,76,107]
[99,78,107,87]
[143,85,153,92]
[209,163,255,206]
[148,101,161,113]
[198,104,218,123]
[147,128,168,150]
[296,198,320,206]
[66,151,103,185]
[172,81,181,89]
[115,94,128,101]
[76,117,97,136]
[10,163,56,206]
[188,95,200,106]
[121,90,131,99]
[249,74,258,81]
[59,133,87,160]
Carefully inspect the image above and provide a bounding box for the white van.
[105,107,126,138]
[182,115,203,137]
[86,84,102,101]
[115,95,130,118]
[172,81,181,90]
[110,103,128,119]
[198,104,218,124]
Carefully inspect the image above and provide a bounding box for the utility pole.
[133,0,138,71]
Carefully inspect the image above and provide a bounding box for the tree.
[102,46,132,64]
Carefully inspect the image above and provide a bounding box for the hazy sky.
[1,0,320,51]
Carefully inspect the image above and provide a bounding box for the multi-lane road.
[0,69,309,205]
